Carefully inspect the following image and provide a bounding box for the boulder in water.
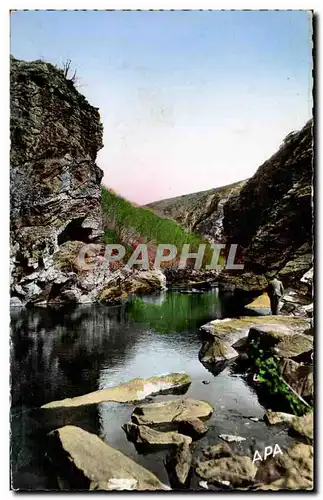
[47,425,169,491]
[255,442,313,490]
[41,373,191,409]
[196,454,257,488]
[131,399,213,429]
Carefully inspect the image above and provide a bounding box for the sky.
[10,10,313,204]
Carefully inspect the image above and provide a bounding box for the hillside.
[101,187,212,265]
[147,180,246,242]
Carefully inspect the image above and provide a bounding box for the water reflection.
[10,290,268,491]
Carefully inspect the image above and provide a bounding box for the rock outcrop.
[254,442,313,491]
[147,181,246,242]
[47,425,169,491]
[130,399,213,429]
[10,57,167,306]
[10,57,104,304]
[148,121,313,293]
[222,120,313,290]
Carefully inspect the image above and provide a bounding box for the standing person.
[267,276,284,315]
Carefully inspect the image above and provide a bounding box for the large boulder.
[278,358,313,405]
[290,411,313,444]
[201,315,310,348]
[41,373,191,409]
[196,454,257,488]
[166,440,193,487]
[10,57,104,304]
[255,442,313,491]
[264,411,296,426]
[131,399,213,429]
[199,340,239,365]
[248,322,312,360]
[47,425,169,490]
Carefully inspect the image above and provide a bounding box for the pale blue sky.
[10,10,312,204]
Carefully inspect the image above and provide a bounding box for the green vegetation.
[101,187,216,266]
[250,339,309,416]
[127,291,220,334]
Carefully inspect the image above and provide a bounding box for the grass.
[101,187,217,267]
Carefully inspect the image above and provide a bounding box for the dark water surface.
[10,289,294,491]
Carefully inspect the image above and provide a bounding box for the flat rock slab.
[245,293,271,310]
[122,422,192,447]
[41,373,191,409]
[201,316,311,348]
[131,399,213,427]
[255,442,313,491]
[290,411,313,443]
[48,425,169,491]
[219,434,246,443]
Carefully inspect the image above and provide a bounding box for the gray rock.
[41,373,191,409]
[10,296,23,307]
[196,454,257,487]
[47,425,169,491]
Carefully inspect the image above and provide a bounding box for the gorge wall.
[223,120,313,287]
[148,120,313,291]
[10,57,166,306]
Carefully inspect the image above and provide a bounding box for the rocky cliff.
[223,119,313,289]
[147,180,246,242]
[10,57,105,305]
[148,120,313,294]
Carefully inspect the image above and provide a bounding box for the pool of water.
[10,289,294,490]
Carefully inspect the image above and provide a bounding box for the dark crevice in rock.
[57,218,92,245]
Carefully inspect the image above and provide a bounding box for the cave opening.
[58,218,93,245]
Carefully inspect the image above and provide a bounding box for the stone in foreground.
[196,455,257,488]
[202,443,233,460]
[245,293,271,310]
[255,442,313,491]
[131,399,213,428]
[47,425,169,491]
[41,373,191,408]
[199,340,239,365]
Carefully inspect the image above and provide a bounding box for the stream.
[10,288,295,490]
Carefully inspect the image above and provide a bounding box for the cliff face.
[10,57,104,304]
[223,120,313,287]
[10,57,166,306]
[148,120,313,292]
[147,180,246,242]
